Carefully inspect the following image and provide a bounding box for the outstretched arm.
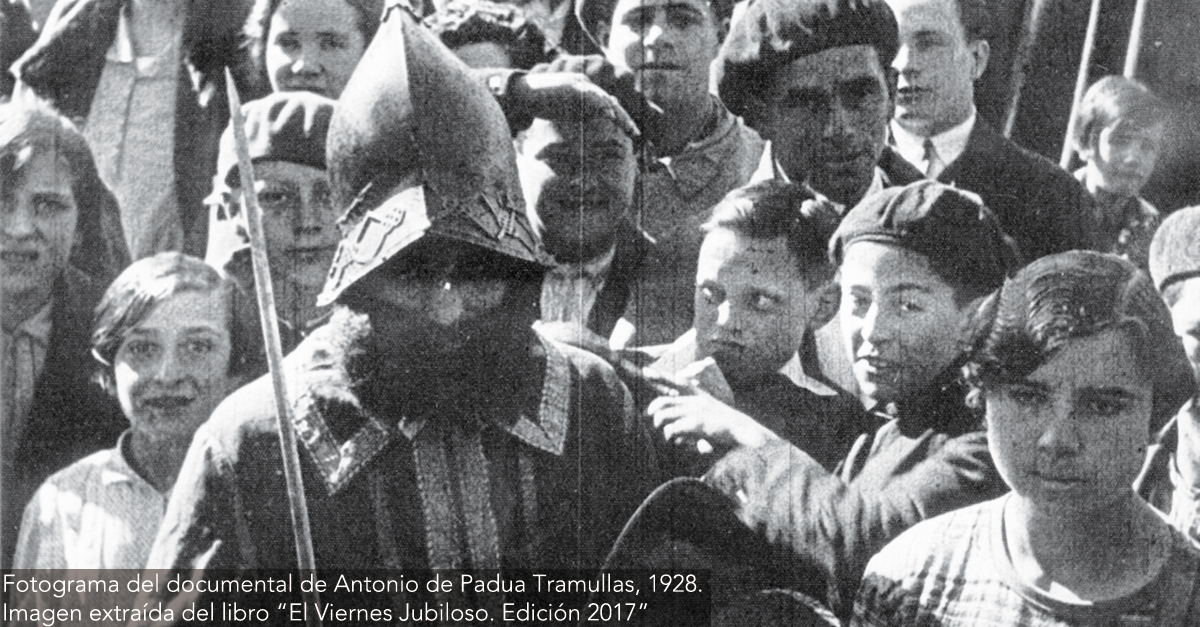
[704,427,1002,618]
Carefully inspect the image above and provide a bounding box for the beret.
[716,0,898,118]
[216,90,335,190]
[1148,205,1200,292]
[830,180,1021,297]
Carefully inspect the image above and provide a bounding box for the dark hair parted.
[1071,75,1166,156]
[703,180,836,289]
[424,0,552,70]
[715,0,898,119]
[966,251,1193,433]
[245,0,385,74]
[0,94,131,287]
[90,253,256,395]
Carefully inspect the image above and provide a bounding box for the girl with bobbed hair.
[854,251,1200,627]
[14,252,249,570]
[1,94,130,287]
[0,95,130,566]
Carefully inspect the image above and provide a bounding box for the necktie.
[923,138,944,179]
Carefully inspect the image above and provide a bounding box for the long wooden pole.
[1003,0,1048,138]
[225,69,322,627]
[1059,0,1105,168]
[1123,0,1149,77]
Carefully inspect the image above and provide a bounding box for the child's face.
[517,117,635,264]
[237,160,340,292]
[1168,277,1200,397]
[266,0,366,98]
[839,241,973,406]
[1,149,78,306]
[1085,120,1164,198]
[694,228,819,384]
[114,289,237,444]
[986,328,1153,515]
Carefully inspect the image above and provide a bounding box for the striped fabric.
[853,496,1200,627]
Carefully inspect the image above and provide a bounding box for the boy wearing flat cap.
[142,3,656,614]
[721,0,922,212]
[701,180,1017,619]
[1142,206,1200,544]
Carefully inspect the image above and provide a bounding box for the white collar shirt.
[891,108,977,179]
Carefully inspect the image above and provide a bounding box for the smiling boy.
[701,180,1018,618]
[854,252,1200,626]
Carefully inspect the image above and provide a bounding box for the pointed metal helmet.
[318,2,551,306]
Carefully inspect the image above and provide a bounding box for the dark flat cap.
[1149,205,1200,292]
[716,0,898,119]
[216,90,335,189]
[831,180,1021,299]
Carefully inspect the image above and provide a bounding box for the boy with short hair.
[644,180,875,474]
[1072,75,1167,271]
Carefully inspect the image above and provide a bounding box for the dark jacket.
[142,308,658,618]
[877,146,925,191]
[586,220,652,339]
[1,0,36,97]
[702,366,1007,620]
[4,268,126,565]
[937,121,1095,263]
[13,0,262,255]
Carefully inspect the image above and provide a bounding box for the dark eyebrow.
[783,86,830,102]
[663,3,705,16]
[913,30,954,45]
[1007,380,1050,393]
[885,283,934,296]
[838,76,884,94]
[1080,387,1144,400]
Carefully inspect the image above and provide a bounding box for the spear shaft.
[225,69,322,627]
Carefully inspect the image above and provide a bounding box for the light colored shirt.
[2,301,52,462]
[540,245,616,325]
[83,0,184,258]
[854,495,1200,626]
[891,108,976,180]
[13,433,166,570]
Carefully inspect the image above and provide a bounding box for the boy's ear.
[810,281,841,328]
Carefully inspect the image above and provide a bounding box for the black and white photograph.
[3,0,1200,623]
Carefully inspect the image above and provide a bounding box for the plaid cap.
[831,180,1022,298]
[215,91,335,190]
[716,0,898,119]
[1149,205,1200,292]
